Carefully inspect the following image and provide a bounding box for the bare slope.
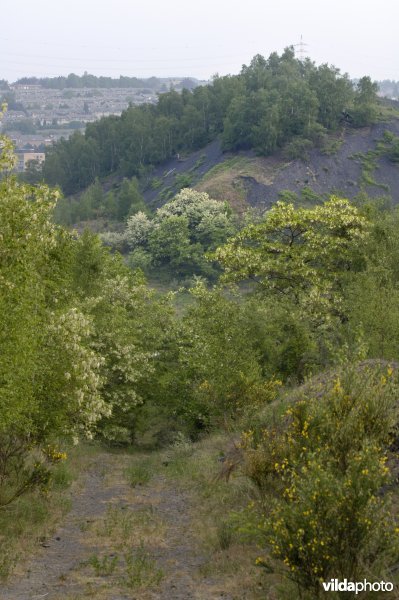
[143,120,399,212]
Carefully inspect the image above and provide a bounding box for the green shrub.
[241,366,399,597]
[150,177,162,189]
[51,462,74,490]
[125,463,152,487]
[175,283,283,428]
[283,137,313,160]
[126,248,153,273]
[174,173,192,190]
[216,520,235,550]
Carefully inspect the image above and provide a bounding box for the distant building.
[11,84,42,91]
[15,151,45,172]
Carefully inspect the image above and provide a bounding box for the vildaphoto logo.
[322,579,394,594]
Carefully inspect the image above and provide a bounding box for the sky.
[2,0,398,83]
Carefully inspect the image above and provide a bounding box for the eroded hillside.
[142,118,399,213]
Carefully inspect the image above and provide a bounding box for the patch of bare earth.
[0,452,244,600]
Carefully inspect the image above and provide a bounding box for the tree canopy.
[42,51,378,195]
[124,188,237,278]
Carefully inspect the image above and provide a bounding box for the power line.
[1,50,253,65]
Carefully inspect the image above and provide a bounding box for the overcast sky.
[2,0,398,82]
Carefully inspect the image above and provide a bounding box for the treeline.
[15,74,167,89]
[42,49,379,196]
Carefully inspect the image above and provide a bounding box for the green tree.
[352,76,379,126]
[309,64,354,129]
[222,95,255,151]
[77,177,104,220]
[0,159,107,504]
[148,215,194,272]
[215,197,369,314]
[345,205,399,360]
[117,177,147,220]
[167,283,281,431]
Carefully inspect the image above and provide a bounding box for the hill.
[41,49,383,200]
[141,117,399,213]
[55,118,399,231]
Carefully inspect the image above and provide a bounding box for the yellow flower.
[333,378,343,394]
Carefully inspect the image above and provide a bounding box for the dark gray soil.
[139,475,231,600]
[248,120,399,210]
[142,119,399,211]
[0,458,121,600]
[142,139,229,208]
[0,454,232,600]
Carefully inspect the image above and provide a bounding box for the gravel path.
[145,475,230,600]
[0,454,232,600]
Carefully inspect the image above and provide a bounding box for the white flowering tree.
[86,273,155,444]
[37,308,107,441]
[0,136,107,504]
[155,188,235,247]
[64,229,176,444]
[124,189,237,278]
[125,211,153,248]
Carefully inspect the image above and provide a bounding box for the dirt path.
[0,452,233,600]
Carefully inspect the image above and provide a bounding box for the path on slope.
[0,451,233,600]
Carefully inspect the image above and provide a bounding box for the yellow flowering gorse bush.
[241,366,399,596]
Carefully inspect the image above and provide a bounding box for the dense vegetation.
[54,176,148,225]
[41,49,379,195]
[99,188,237,280]
[2,57,399,594]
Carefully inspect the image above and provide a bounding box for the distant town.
[0,75,203,171]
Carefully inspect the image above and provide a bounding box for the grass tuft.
[122,542,163,589]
